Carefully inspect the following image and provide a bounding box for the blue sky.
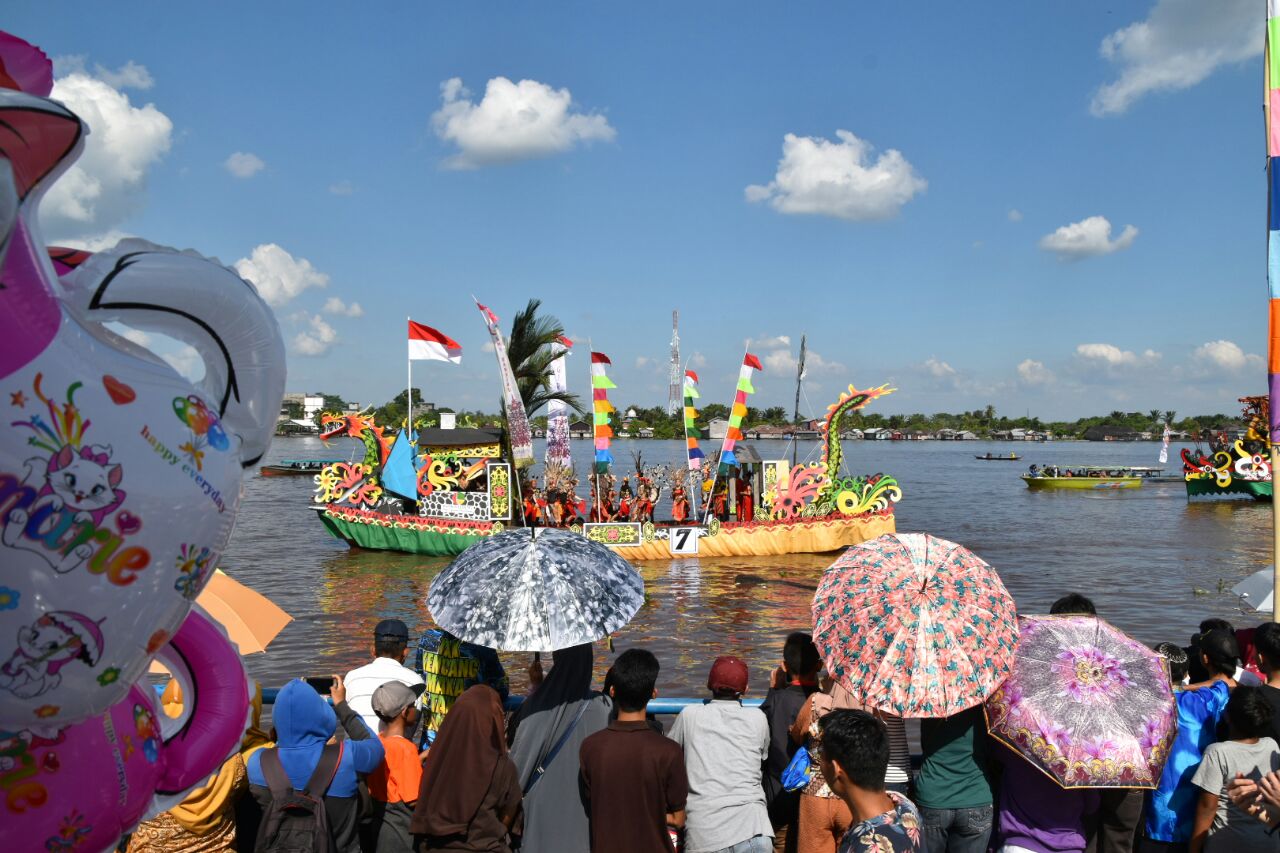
[4,1,1268,419]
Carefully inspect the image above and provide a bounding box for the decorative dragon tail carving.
[314,411,392,508]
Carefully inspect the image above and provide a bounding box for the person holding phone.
[246,674,385,852]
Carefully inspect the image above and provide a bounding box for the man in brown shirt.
[580,648,688,853]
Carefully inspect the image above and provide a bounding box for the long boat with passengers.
[1021,466,1168,490]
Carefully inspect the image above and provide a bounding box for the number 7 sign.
[669,526,699,555]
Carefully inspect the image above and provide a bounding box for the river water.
[223,436,1272,699]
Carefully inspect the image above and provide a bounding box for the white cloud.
[322,296,364,318]
[688,352,708,369]
[40,64,173,240]
[1075,343,1161,377]
[745,130,926,222]
[1007,208,1023,222]
[224,152,265,179]
[162,344,205,381]
[747,335,792,350]
[1191,340,1264,373]
[1039,215,1138,261]
[234,244,329,307]
[292,314,338,356]
[1091,0,1260,116]
[635,356,653,369]
[94,60,154,91]
[1016,359,1054,385]
[749,335,845,376]
[432,77,616,169]
[923,357,957,380]
[329,180,355,196]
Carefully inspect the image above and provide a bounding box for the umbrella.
[150,569,291,672]
[427,528,644,652]
[1232,566,1275,613]
[985,614,1176,788]
[811,532,1018,717]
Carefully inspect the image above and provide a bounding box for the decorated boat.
[1021,466,1163,490]
[1183,397,1273,500]
[311,384,900,559]
[260,457,343,476]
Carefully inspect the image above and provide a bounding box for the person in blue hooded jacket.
[248,674,385,852]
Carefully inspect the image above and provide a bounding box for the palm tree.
[505,299,584,417]
[1148,409,1162,427]
[1164,410,1177,427]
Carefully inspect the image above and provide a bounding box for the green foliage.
[506,300,583,418]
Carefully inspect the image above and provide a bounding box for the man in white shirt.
[344,619,424,733]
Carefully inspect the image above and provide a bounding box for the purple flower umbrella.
[985,614,1176,788]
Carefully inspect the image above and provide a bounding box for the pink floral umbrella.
[985,614,1176,788]
[811,532,1018,717]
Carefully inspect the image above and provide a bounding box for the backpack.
[255,743,344,853]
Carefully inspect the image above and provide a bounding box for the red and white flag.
[408,320,462,363]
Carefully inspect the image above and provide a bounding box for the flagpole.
[406,317,413,434]
[1267,16,1280,620]
[703,346,749,525]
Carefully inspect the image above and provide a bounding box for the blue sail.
[382,428,419,500]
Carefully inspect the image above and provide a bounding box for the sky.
[3,1,1271,420]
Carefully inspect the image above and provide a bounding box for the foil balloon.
[0,610,250,851]
[0,28,282,847]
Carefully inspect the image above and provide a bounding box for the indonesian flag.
[408,320,462,363]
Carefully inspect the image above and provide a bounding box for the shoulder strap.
[259,748,296,800]
[303,742,344,798]
[524,698,593,795]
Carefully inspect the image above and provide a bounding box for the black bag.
[255,743,344,853]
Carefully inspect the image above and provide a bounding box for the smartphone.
[305,676,334,694]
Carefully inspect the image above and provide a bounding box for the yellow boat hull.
[588,513,898,561]
[1022,476,1141,491]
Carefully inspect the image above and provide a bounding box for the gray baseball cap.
[371,680,425,720]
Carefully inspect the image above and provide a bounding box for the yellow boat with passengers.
[1021,466,1168,491]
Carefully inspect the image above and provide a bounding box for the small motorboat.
[260,458,342,477]
[975,453,1020,461]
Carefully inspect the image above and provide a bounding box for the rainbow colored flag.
[717,353,763,473]
[683,370,704,471]
[591,352,616,474]
[1269,1,1280,440]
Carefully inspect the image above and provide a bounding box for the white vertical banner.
[545,339,573,473]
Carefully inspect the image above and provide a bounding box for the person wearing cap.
[364,680,427,853]
[344,619,425,735]
[669,655,773,853]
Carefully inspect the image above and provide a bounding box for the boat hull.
[316,504,896,560]
[1185,478,1273,500]
[1023,476,1141,491]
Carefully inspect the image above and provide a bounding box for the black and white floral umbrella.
[427,528,645,652]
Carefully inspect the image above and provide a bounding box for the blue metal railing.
[252,687,761,714]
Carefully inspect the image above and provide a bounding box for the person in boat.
[986,452,992,459]
[1028,464,1040,477]
[523,489,541,527]
[711,482,729,521]
[671,485,690,525]
[618,481,633,521]
[634,477,655,522]
[737,472,754,522]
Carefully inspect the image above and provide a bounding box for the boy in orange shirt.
[367,680,428,853]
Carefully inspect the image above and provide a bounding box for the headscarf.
[412,684,509,837]
[516,644,593,723]
[167,681,274,834]
[508,644,594,782]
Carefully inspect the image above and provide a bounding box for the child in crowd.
[1190,686,1280,852]
[365,680,426,853]
[670,655,773,853]
[915,706,994,853]
[1138,643,1231,852]
[761,632,823,853]
[815,709,922,852]
[1251,622,1280,744]
[580,648,689,853]
[994,741,1099,853]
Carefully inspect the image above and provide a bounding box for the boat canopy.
[1038,465,1164,472]
[414,427,504,447]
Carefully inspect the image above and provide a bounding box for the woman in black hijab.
[507,644,611,853]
